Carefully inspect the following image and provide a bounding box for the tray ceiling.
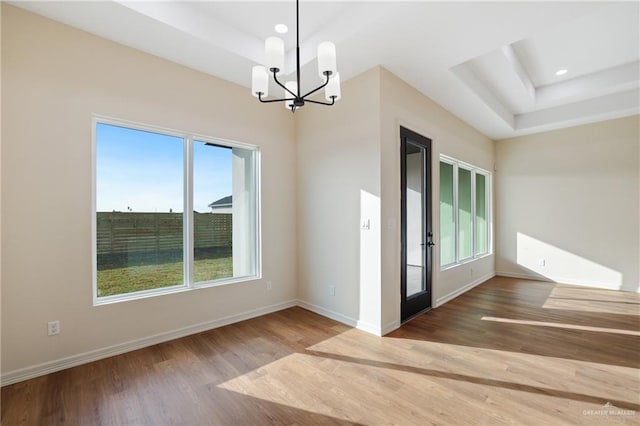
[9,1,639,139]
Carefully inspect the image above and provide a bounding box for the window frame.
[92,115,262,305]
[439,154,491,270]
[474,170,489,257]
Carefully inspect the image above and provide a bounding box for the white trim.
[0,300,297,387]
[435,272,495,307]
[382,319,401,335]
[91,117,98,303]
[296,300,358,328]
[440,252,492,272]
[192,132,259,151]
[496,271,640,293]
[549,276,627,289]
[439,154,491,176]
[356,320,382,336]
[184,135,194,287]
[92,115,260,152]
[495,270,551,282]
[93,114,187,139]
[297,301,401,336]
[254,149,263,281]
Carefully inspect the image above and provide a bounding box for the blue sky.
[96,123,232,213]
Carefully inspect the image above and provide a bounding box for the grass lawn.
[97,256,233,297]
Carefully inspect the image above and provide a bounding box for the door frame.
[400,126,433,323]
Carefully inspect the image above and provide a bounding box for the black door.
[400,127,433,323]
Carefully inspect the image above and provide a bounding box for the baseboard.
[382,319,401,335]
[297,300,402,336]
[296,299,358,328]
[495,270,552,282]
[1,299,297,387]
[496,271,640,293]
[435,272,495,307]
[356,320,382,336]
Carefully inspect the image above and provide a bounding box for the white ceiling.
[9,1,640,140]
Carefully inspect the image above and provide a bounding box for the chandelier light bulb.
[251,66,269,98]
[265,37,284,73]
[317,41,337,78]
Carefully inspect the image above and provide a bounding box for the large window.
[439,155,490,268]
[94,118,260,303]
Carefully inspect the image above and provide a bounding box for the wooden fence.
[96,212,232,256]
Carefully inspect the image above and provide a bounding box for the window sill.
[440,253,492,272]
[93,274,261,306]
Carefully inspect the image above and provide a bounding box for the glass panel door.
[400,127,433,323]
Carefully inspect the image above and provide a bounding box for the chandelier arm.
[272,71,298,98]
[301,73,331,99]
[258,93,295,103]
[305,97,336,106]
[258,97,297,104]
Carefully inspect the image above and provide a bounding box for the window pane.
[229,146,258,278]
[406,143,425,297]
[439,162,455,266]
[458,168,473,260]
[96,123,184,297]
[193,142,233,283]
[475,174,488,255]
[193,142,257,283]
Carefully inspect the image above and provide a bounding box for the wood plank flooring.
[2,277,639,425]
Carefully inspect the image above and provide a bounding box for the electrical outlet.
[47,320,60,336]
[266,281,272,290]
[470,267,474,276]
[329,285,336,296]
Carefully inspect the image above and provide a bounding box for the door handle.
[427,241,436,247]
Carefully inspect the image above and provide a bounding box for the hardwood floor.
[2,277,639,425]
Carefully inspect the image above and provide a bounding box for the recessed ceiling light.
[555,69,568,76]
[275,24,288,34]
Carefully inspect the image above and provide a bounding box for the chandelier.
[251,0,341,112]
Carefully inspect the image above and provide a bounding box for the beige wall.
[495,116,640,292]
[295,67,383,333]
[296,67,496,334]
[379,68,495,329]
[1,5,297,376]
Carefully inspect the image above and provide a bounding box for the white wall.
[495,116,640,292]
[1,5,297,378]
[379,68,496,330]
